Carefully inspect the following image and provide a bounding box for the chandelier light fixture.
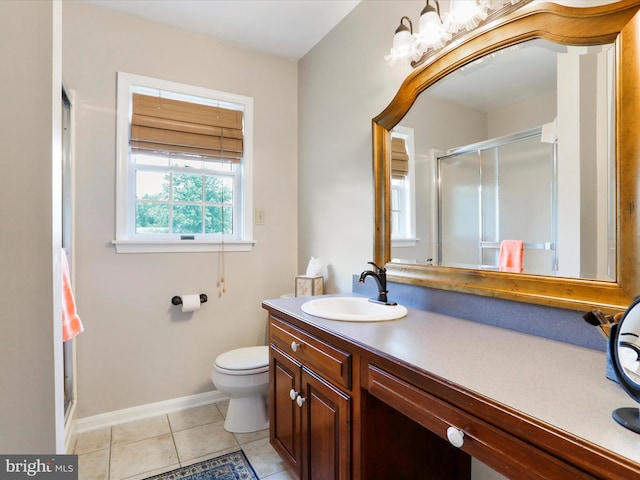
[385,16,421,65]
[415,0,451,53]
[385,0,527,67]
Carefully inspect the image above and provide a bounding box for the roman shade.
[391,137,409,178]
[130,93,243,162]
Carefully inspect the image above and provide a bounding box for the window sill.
[112,239,256,254]
[391,237,419,248]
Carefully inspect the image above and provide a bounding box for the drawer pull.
[447,427,465,448]
[291,341,302,352]
[296,395,307,407]
[289,389,299,401]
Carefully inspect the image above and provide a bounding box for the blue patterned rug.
[144,450,259,480]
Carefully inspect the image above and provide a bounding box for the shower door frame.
[436,127,558,273]
[62,84,77,425]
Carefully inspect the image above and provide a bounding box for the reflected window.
[391,127,418,248]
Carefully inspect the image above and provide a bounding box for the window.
[391,127,417,247]
[114,73,254,253]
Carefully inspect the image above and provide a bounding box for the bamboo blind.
[391,137,409,178]
[130,93,243,162]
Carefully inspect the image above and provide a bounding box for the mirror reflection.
[391,39,616,281]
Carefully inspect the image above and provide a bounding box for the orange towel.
[61,249,84,341]
[498,240,524,273]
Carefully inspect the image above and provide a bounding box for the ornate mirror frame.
[373,0,640,314]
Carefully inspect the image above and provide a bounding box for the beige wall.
[298,0,417,292]
[0,1,62,452]
[1,0,621,451]
[62,2,298,418]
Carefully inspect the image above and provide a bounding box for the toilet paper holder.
[171,294,208,306]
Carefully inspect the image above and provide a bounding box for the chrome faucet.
[359,261,397,305]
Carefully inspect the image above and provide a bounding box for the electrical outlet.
[255,208,266,225]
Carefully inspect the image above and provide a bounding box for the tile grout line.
[167,414,184,468]
[107,426,113,480]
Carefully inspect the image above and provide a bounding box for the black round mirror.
[610,296,640,433]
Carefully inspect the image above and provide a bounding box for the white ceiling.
[81,0,615,112]
[428,39,564,112]
[84,0,361,60]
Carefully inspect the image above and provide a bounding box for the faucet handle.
[368,261,385,274]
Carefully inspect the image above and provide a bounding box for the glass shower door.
[496,136,555,275]
[437,129,557,274]
[438,151,481,269]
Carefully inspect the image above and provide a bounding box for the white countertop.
[263,295,640,466]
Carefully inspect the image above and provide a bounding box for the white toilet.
[211,345,270,433]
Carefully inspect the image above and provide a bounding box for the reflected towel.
[498,240,524,273]
[61,249,84,341]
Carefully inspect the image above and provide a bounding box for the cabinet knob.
[446,427,465,448]
[296,395,306,407]
[291,341,302,352]
[289,389,298,401]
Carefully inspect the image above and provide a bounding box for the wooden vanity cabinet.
[269,315,353,480]
[365,363,596,480]
[361,384,471,480]
[265,303,640,480]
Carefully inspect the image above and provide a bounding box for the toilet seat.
[214,346,269,376]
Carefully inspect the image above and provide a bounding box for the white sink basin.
[301,296,407,322]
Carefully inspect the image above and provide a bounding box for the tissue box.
[295,275,324,297]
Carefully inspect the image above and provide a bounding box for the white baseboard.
[75,390,227,434]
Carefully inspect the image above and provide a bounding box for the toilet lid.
[215,346,269,372]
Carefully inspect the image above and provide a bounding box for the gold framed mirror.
[373,0,640,314]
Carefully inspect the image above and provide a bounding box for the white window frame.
[391,126,418,248]
[113,72,255,253]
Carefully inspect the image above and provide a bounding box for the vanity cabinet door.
[269,322,353,480]
[270,346,302,478]
[300,367,351,480]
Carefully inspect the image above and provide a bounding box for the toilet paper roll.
[180,294,201,313]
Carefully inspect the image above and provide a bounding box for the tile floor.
[74,401,296,480]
